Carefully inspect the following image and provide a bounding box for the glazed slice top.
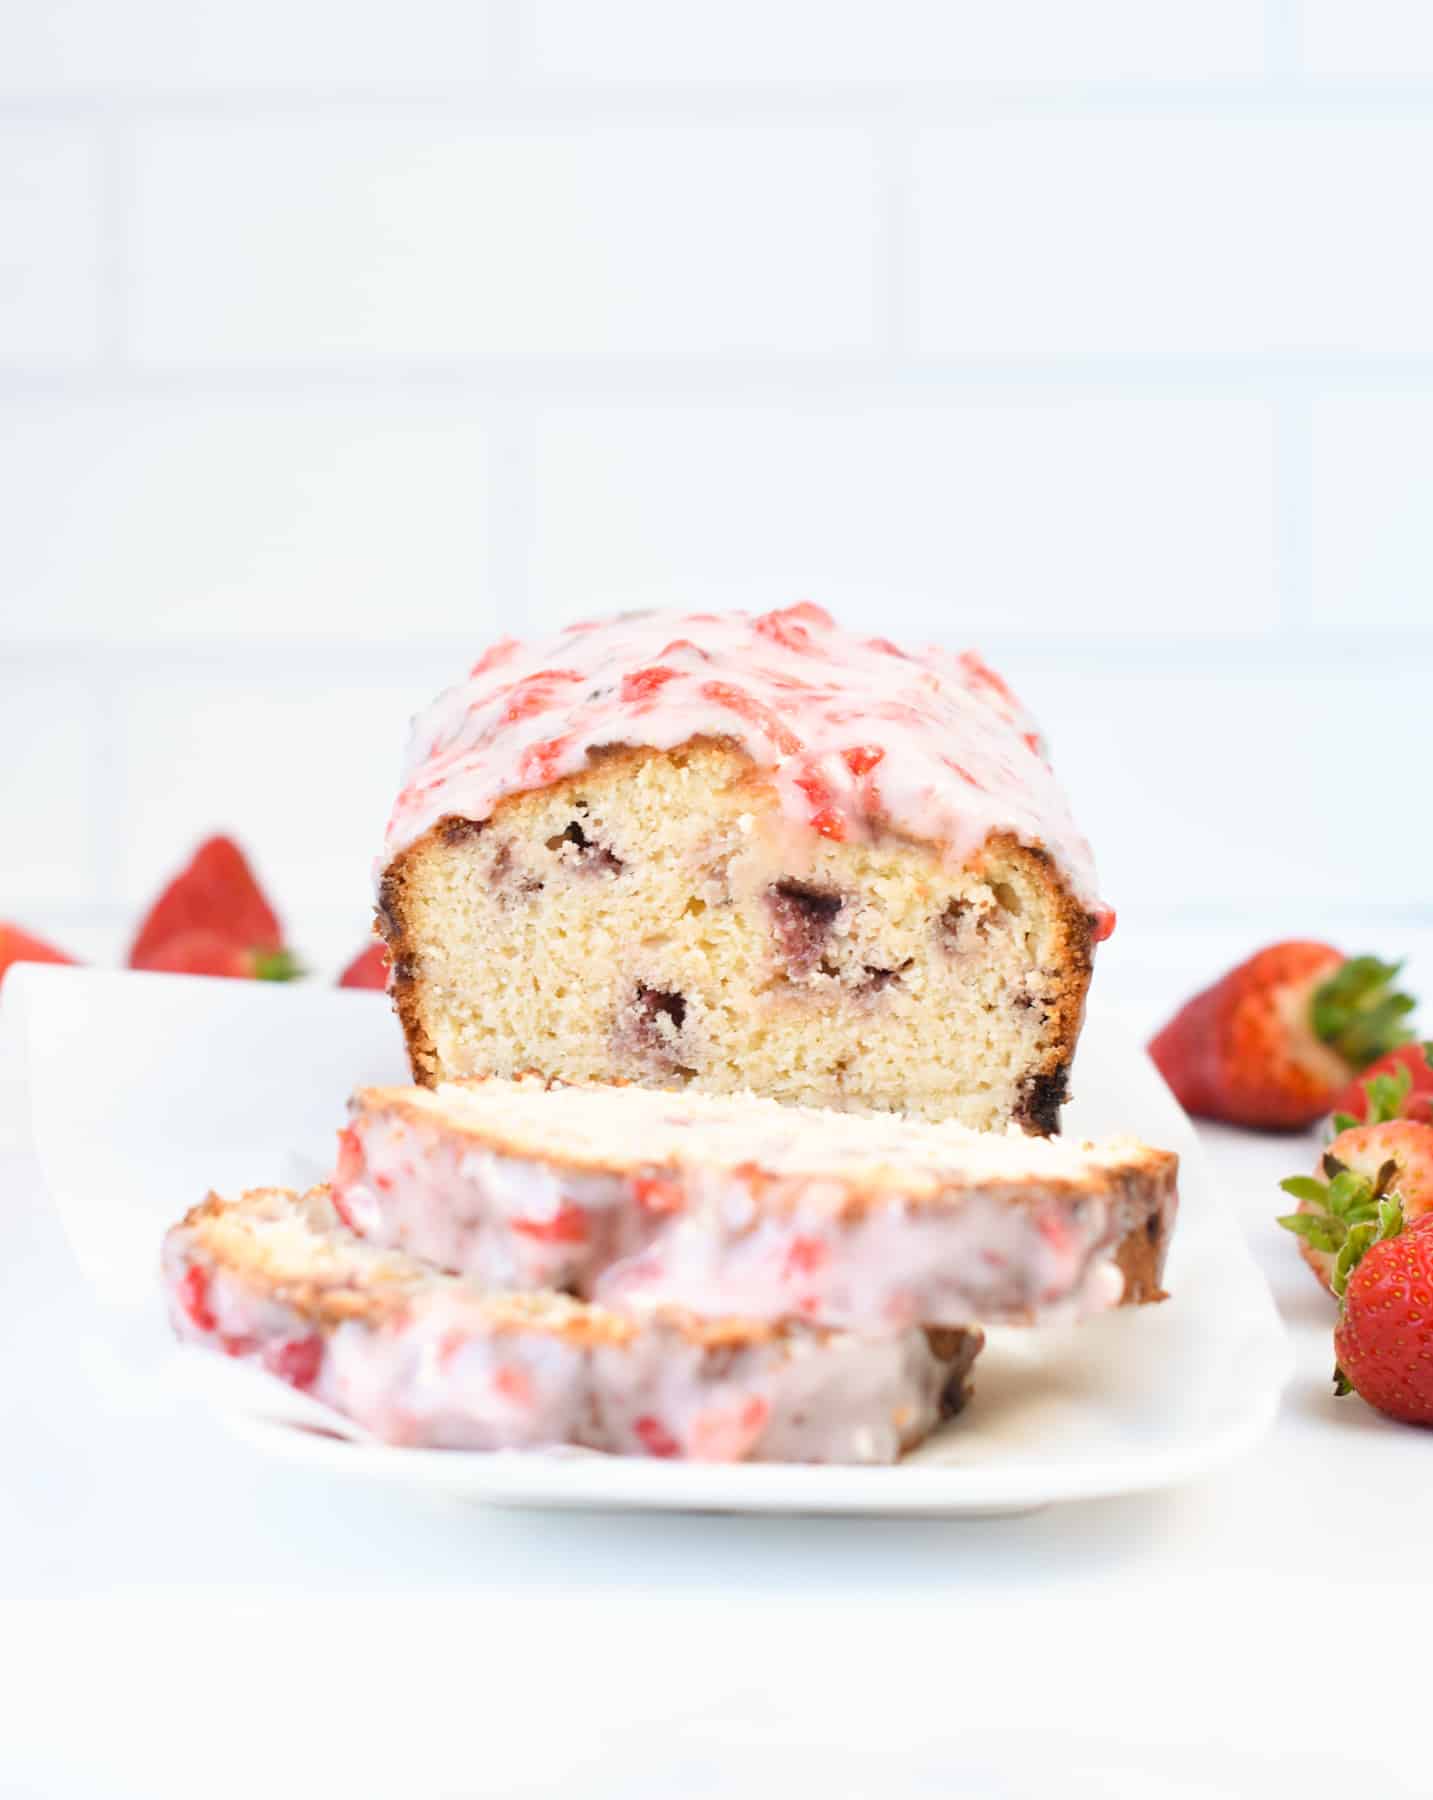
[355,1076,1176,1210]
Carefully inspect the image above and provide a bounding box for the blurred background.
[1,1,1430,983]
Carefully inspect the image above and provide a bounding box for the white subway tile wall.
[0,123,103,360]
[529,394,1279,636]
[2,0,1431,965]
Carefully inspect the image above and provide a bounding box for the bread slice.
[162,1186,981,1463]
[377,608,1109,1132]
[334,1077,1178,1330]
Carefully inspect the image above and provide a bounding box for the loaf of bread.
[377,605,1110,1133]
[162,1185,982,1462]
[333,1076,1176,1329]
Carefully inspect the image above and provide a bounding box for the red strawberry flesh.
[129,836,285,968]
[339,941,389,990]
[1333,1212,1433,1426]
[1329,1043,1433,1129]
[0,923,77,987]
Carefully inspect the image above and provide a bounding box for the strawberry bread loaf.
[377,605,1110,1133]
[333,1077,1177,1329]
[162,1186,981,1462]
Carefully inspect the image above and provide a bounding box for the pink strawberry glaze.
[382,604,1108,929]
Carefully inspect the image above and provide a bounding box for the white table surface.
[3,923,1429,1800]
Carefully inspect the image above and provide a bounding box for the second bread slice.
[334,1077,1178,1330]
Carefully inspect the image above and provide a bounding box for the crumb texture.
[383,739,1093,1130]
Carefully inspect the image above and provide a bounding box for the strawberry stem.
[1311,956,1416,1068]
[254,948,302,982]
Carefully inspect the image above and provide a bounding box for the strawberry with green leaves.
[1279,1119,1433,1292]
[138,928,299,981]
[1324,1202,1433,1426]
[1148,942,1415,1130]
[1328,1042,1433,1131]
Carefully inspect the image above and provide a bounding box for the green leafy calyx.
[1311,956,1416,1069]
[254,948,303,982]
[1277,1151,1406,1294]
[1329,1043,1433,1132]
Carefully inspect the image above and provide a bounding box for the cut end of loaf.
[379,740,1094,1133]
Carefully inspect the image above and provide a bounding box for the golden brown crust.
[981,835,1096,1136]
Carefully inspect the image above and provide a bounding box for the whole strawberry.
[338,941,389,990]
[130,836,296,976]
[1328,1042,1433,1131]
[0,922,77,989]
[1148,942,1415,1130]
[138,928,298,981]
[1331,1208,1433,1425]
[1278,1119,1433,1292]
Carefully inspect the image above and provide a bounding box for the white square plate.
[13,962,1291,1516]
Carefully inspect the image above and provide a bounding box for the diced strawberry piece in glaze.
[842,745,885,777]
[752,603,832,653]
[518,734,574,783]
[335,1126,363,1190]
[511,1204,589,1244]
[497,671,582,728]
[782,1235,828,1278]
[791,769,847,841]
[634,1415,681,1459]
[633,1174,684,1215]
[688,1396,771,1462]
[330,1185,360,1233]
[1035,1213,1073,1254]
[493,1364,534,1406]
[269,1335,323,1392]
[219,1333,258,1358]
[178,1264,217,1333]
[958,651,1017,707]
[698,682,802,757]
[620,666,680,704]
[469,637,522,680]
